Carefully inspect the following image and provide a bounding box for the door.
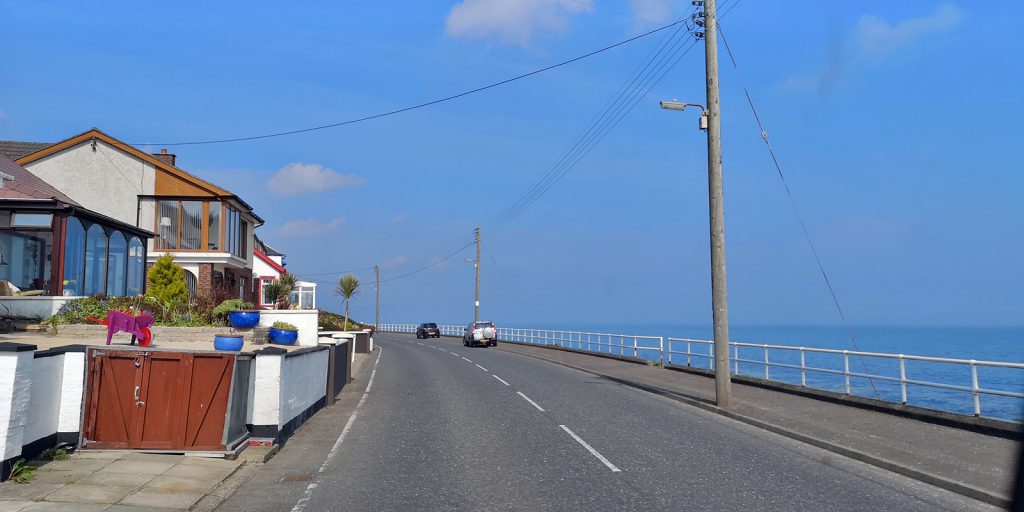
[83,348,235,451]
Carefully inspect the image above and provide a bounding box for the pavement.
[0,451,243,511]
[215,333,1003,511]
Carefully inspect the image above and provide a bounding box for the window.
[184,270,197,298]
[84,224,107,296]
[156,200,179,250]
[12,213,53,228]
[260,277,274,307]
[126,237,145,296]
[154,200,249,255]
[106,231,128,296]
[207,202,221,251]
[180,201,202,250]
[62,218,86,295]
[0,231,53,292]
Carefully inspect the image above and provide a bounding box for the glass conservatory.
[0,205,151,297]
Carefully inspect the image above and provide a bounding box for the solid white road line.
[292,347,384,511]
[493,375,510,386]
[475,364,488,372]
[559,425,621,472]
[461,356,472,363]
[516,392,545,412]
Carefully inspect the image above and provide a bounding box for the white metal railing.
[377,324,1024,421]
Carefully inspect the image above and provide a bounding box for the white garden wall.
[258,310,319,346]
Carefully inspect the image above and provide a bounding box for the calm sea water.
[514,323,1024,422]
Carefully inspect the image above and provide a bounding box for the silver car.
[463,321,497,347]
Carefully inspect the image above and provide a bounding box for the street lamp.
[661,91,732,408]
[659,99,708,130]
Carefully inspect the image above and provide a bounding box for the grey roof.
[0,154,79,205]
[0,141,52,161]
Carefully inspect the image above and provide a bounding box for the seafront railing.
[377,323,1024,421]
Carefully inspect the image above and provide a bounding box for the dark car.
[416,323,440,339]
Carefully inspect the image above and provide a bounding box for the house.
[253,237,317,310]
[0,154,151,316]
[2,128,263,303]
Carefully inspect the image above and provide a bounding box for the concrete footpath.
[0,451,246,511]
[493,340,1020,507]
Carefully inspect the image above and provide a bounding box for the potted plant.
[269,321,299,345]
[214,299,259,328]
[213,333,245,351]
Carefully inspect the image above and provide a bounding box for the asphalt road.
[217,333,999,511]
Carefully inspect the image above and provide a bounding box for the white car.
[463,321,497,347]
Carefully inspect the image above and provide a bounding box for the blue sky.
[1,1,1020,327]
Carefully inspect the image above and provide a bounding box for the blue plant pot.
[269,328,298,346]
[213,334,245,351]
[229,311,260,329]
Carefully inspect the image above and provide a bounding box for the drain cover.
[280,474,313,482]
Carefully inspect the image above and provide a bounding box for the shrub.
[41,448,69,461]
[9,459,35,483]
[271,321,298,330]
[146,254,189,305]
[213,299,254,316]
[318,309,370,333]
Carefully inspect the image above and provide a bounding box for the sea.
[508,323,1024,422]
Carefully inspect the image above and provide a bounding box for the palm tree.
[336,274,360,330]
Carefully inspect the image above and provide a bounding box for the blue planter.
[269,328,298,346]
[229,311,260,329]
[213,334,245,351]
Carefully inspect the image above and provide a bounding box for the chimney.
[152,148,176,166]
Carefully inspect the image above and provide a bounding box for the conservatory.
[0,155,152,312]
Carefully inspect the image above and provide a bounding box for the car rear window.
[475,322,494,327]
[425,323,437,328]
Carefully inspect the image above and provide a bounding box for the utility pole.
[374,265,380,331]
[474,227,481,323]
[703,0,733,408]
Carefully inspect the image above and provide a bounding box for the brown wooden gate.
[83,348,240,451]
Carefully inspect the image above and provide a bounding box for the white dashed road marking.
[493,375,510,386]
[475,364,488,372]
[461,356,472,363]
[516,392,545,412]
[559,425,621,472]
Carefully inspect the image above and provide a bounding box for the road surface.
[217,333,997,511]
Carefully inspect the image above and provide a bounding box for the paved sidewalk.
[0,451,243,511]
[488,339,1020,507]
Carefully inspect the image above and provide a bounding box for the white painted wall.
[252,256,282,281]
[57,352,85,434]
[259,310,319,346]
[0,351,33,461]
[278,350,327,427]
[23,355,63,445]
[0,296,83,320]
[250,353,282,428]
[22,139,157,228]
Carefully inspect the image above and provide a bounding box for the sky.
[1,1,1021,328]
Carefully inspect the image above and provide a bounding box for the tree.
[335,274,360,331]
[263,275,297,310]
[146,254,189,305]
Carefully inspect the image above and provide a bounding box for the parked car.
[416,323,440,339]
[463,321,497,347]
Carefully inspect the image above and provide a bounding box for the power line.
[134,20,687,147]
[483,0,745,236]
[483,246,534,321]
[715,22,880,400]
[379,239,476,284]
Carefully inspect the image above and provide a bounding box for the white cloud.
[776,3,962,93]
[266,162,366,196]
[856,4,962,58]
[278,217,344,237]
[445,0,593,46]
[384,256,408,268]
[629,0,678,24]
